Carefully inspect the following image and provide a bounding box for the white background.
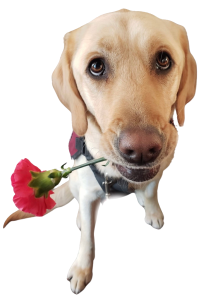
[0,1,220,299]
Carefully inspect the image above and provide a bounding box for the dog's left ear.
[52,30,88,136]
[176,27,197,126]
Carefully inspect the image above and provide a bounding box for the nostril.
[149,145,162,154]
[126,149,134,155]
[118,128,163,164]
[149,147,156,154]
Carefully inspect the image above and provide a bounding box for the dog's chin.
[115,164,160,182]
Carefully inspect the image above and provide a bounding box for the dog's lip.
[114,163,160,182]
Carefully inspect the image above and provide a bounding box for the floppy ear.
[176,27,197,126]
[52,30,88,136]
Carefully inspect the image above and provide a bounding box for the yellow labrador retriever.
[4,9,197,294]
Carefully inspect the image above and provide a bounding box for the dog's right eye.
[89,59,105,76]
[156,52,171,71]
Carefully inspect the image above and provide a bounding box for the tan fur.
[4,10,197,294]
[52,9,196,173]
[3,210,34,228]
[52,30,88,136]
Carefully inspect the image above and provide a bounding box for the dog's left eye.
[89,59,105,76]
[156,52,171,70]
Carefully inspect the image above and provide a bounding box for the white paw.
[145,206,164,229]
[67,262,93,294]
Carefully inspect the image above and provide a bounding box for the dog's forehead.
[75,11,182,60]
[91,10,166,33]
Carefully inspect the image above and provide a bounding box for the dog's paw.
[145,206,164,229]
[67,262,93,294]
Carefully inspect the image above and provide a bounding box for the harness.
[69,132,133,195]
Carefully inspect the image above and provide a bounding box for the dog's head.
[52,9,197,183]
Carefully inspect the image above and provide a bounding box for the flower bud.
[29,169,62,198]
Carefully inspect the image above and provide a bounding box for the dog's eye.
[89,59,105,76]
[156,52,171,70]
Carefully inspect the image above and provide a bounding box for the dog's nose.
[118,128,163,165]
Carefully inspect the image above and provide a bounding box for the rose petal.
[44,192,56,210]
[11,158,56,216]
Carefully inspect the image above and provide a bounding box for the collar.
[68,132,133,195]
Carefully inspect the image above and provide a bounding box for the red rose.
[11,159,56,217]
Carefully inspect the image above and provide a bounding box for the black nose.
[118,127,163,165]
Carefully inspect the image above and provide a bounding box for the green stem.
[70,157,107,171]
[61,157,107,177]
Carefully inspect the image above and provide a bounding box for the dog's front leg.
[67,189,100,294]
[135,178,164,229]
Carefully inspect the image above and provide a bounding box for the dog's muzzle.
[114,127,162,182]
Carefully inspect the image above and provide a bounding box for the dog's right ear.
[175,26,197,126]
[52,30,88,136]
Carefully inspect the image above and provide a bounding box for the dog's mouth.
[114,164,160,182]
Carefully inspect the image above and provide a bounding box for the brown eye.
[156,52,171,70]
[89,59,105,76]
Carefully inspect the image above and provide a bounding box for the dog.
[4,9,197,294]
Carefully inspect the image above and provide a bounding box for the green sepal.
[29,169,62,198]
[61,167,71,178]
[48,172,57,178]
[30,171,40,178]
[61,163,67,170]
[102,160,110,167]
